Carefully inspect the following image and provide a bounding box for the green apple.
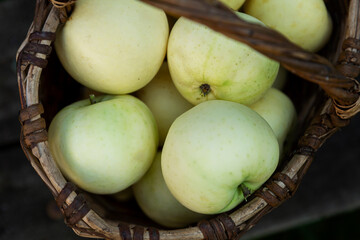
[167,13,279,106]
[135,62,193,146]
[48,95,159,194]
[220,0,246,10]
[55,0,169,94]
[133,152,206,228]
[250,88,297,154]
[244,0,332,52]
[162,100,279,214]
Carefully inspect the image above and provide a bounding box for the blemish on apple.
[199,83,211,97]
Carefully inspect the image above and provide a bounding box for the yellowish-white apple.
[162,100,279,214]
[244,0,332,52]
[135,62,193,146]
[133,152,206,228]
[250,88,297,154]
[167,13,279,106]
[48,95,159,194]
[55,0,169,94]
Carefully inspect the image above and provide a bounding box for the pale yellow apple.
[162,100,279,214]
[244,0,332,52]
[48,95,159,194]
[167,13,279,106]
[55,0,169,94]
[135,62,193,146]
[250,88,297,154]
[133,152,206,228]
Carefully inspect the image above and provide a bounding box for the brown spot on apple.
[200,84,211,97]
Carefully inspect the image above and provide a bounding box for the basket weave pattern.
[16,0,360,239]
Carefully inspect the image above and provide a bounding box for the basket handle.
[141,0,360,119]
[31,0,360,120]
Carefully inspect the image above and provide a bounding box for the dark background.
[1,0,359,239]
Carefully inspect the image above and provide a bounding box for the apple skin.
[133,152,206,228]
[250,88,297,154]
[48,95,159,194]
[244,0,332,52]
[167,12,279,106]
[161,100,279,214]
[55,0,169,94]
[220,0,246,10]
[135,62,193,146]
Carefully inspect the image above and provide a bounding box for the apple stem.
[89,94,96,105]
[240,184,252,201]
[200,84,211,97]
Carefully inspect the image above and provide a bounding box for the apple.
[244,0,332,52]
[167,12,279,106]
[220,0,246,10]
[55,0,169,94]
[161,100,279,214]
[133,152,206,228]
[48,95,159,194]
[249,88,297,154]
[135,62,193,146]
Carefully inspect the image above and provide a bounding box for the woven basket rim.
[16,0,360,239]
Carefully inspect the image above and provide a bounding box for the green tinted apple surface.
[167,12,279,106]
[48,95,158,194]
[162,100,279,214]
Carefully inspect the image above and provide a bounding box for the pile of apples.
[48,0,332,228]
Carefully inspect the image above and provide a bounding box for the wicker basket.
[16,0,360,239]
